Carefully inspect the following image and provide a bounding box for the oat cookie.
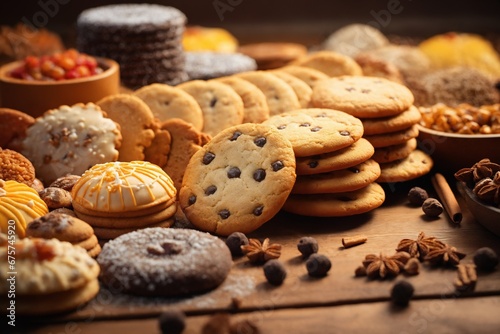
[179,123,296,236]
[97,94,156,161]
[377,149,433,183]
[283,182,385,217]
[365,124,419,148]
[22,103,122,185]
[26,212,94,243]
[0,148,35,185]
[371,138,417,164]
[362,106,421,135]
[134,83,204,131]
[270,71,313,108]
[292,51,363,77]
[0,108,35,150]
[215,76,270,123]
[311,76,415,118]
[178,80,244,136]
[236,71,301,116]
[262,108,364,157]
[279,65,329,88]
[295,138,374,175]
[292,159,381,194]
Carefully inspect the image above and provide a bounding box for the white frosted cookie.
[22,103,122,185]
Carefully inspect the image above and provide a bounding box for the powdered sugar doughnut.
[97,227,232,296]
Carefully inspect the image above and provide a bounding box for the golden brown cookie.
[235,71,301,116]
[38,187,73,210]
[279,65,330,88]
[178,80,244,136]
[362,106,421,135]
[292,51,363,77]
[74,234,99,251]
[354,53,404,84]
[0,107,35,150]
[364,124,419,148]
[262,108,364,157]
[292,159,381,194]
[26,212,95,243]
[377,149,433,183]
[371,138,417,164]
[215,76,270,123]
[143,120,172,168]
[0,148,35,185]
[311,76,415,118]
[283,182,385,217]
[134,83,204,131]
[237,42,308,70]
[270,71,313,108]
[97,94,156,162]
[92,218,174,240]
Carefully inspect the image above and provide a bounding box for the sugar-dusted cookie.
[270,71,313,108]
[97,227,232,296]
[292,51,363,77]
[311,76,415,118]
[215,76,270,123]
[262,108,364,157]
[295,138,374,175]
[0,108,34,151]
[279,65,329,88]
[26,212,94,243]
[97,94,155,162]
[134,83,204,131]
[178,80,244,136]
[235,71,301,116]
[362,106,421,135]
[185,51,257,80]
[364,124,419,148]
[283,182,385,217]
[0,148,35,185]
[292,159,380,194]
[377,149,433,183]
[371,138,417,164]
[22,103,122,185]
[179,123,296,236]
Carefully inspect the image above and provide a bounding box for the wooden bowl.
[0,57,120,118]
[458,182,500,237]
[417,125,500,175]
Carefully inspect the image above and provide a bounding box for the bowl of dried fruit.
[417,103,500,175]
[455,159,500,237]
[0,49,119,117]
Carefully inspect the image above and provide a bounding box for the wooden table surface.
[7,174,500,334]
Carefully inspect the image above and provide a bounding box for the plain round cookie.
[371,138,417,164]
[279,65,330,88]
[270,71,313,108]
[91,218,174,240]
[262,108,364,157]
[311,76,415,118]
[235,71,301,116]
[179,123,296,236]
[26,212,94,243]
[295,138,374,175]
[177,80,244,136]
[292,51,363,77]
[292,159,381,194]
[237,42,308,69]
[0,107,34,150]
[364,124,419,148]
[97,227,232,296]
[283,182,385,217]
[377,149,433,183]
[97,94,156,162]
[185,51,257,80]
[362,106,421,135]
[134,83,204,131]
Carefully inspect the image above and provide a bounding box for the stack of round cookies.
[262,108,385,217]
[71,161,177,240]
[311,76,433,183]
[77,4,188,89]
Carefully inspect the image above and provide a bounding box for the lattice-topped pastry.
[0,179,48,237]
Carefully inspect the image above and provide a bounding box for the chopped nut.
[454,264,477,292]
[403,258,420,275]
[342,235,367,248]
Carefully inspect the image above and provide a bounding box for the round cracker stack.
[262,108,385,217]
[311,76,433,183]
[77,4,188,89]
[71,161,177,240]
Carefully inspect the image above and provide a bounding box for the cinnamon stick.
[431,173,463,224]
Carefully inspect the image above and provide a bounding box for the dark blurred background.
[1,0,500,47]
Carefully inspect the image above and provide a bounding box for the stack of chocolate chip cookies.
[311,76,433,183]
[263,108,386,217]
[77,4,188,89]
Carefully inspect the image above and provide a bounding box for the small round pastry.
[0,179,49,238]
[238,42,308,70]
[183,26,238,53]
[185,51,257,80]
[97,227,232,296]
[0,108,35,150]
[26,212,95,243]
[0,148,35,185]
[0,237,100,315]
[322,24,389,58]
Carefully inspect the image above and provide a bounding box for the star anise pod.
[362,251,411,279]
[396,231,446,260]
[455,158,500,188]
[241,238,281,263]
[424,244,466,266]
[473,177,500,206]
